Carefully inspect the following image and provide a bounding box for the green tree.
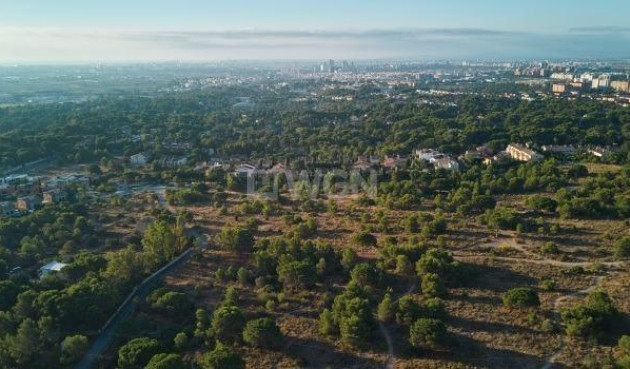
[502,288,540,308]
[421,273,446,297]
[242,317,282,348]
[142,220,177,267]
[217,227,254,253]
[341,249,358,271]
[409,318,448,349]
[195,309,210,338]
[173,332,188,350]
[350,263,378,287]
[416,248,459,281]
[396,295,421,324]
[144,353,186,369]
[6,318,41,366]
[319,308,336,335]
[340,314,370,345]
[377,293,395,322]
[198,342,244,369]
[351,231,377,247]
[60,334,89,365]
[395,255,413,276]
[211,306,244,343]
[237,267,251,286]
[423,298,447,320]
[277,260,315,292]
[316,257,328,276]
[614,237,630,259]
[117,337,161,369]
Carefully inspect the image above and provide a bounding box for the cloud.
[0,27,628,62]
[569,26,630,34]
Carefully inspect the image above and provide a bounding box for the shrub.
[561,305,596,338]
[614,237,630,259]
[277,260,316,292]
[561,291,618,339]
[339,314,370,345]
[502,288,540,308]
[145,353,186,369]
[350,263,379,287]
[341,249,358,270]
[396,295,421,324]
[211,306,244,343]
[218,227,254,253]
[319,308,336,335]
[198,342,244,369]
[421,273,446,297]
[423,298,447,320]
[539,279,556,291]
[415,248,459,281]
[242,318,282,348]
[173,332,188,350]
[351,232,378,247]
[60,335,88,365]
[150,291,193,316]
[377,293,395,322]
[541,242,559,254]
[117,337,161,369]
[409,318,447,349]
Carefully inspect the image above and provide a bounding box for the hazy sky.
[1,0,629,62]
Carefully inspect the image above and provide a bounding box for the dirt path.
[455,254,624,268]
[459,233,625,268]
[540,275,605,369]
[461,233,623,369]
[379,282,416,369]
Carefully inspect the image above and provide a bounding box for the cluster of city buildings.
[551,72,630,95]
[0,173,86,217]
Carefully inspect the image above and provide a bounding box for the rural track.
[455,254,625,268]
[379,282,416,369]
[540,275,605,369]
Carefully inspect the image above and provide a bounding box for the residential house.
[541,144,576,155]
[588,147,610,158]
[0,201,14,216]
[415,149,460,171]
[267,163,288,175]
[352,157,372,172]
[39,261,67,278]
[415,149,443,162]
[506,144,543,162]
[483,152,510,165]
[611,81,630,94]
[16,195,42,211]
[234,164,258,177]
[130,153,151,167]
[43,189,67,204]
[162,140,193,152]
[382,155,408,171]
[434,156,460,171]
[156,156,187,168]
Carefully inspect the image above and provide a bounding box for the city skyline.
[1,0,630,62]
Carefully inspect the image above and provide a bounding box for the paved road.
[74,247,195,369]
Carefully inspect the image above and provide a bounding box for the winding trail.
[455,254,624,268]
[457,234,624,369]
[379,282,416,369]
[540,275,605,369]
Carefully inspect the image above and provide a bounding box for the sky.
[1,0,629,62]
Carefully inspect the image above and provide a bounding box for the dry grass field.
[105,187,630,369]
